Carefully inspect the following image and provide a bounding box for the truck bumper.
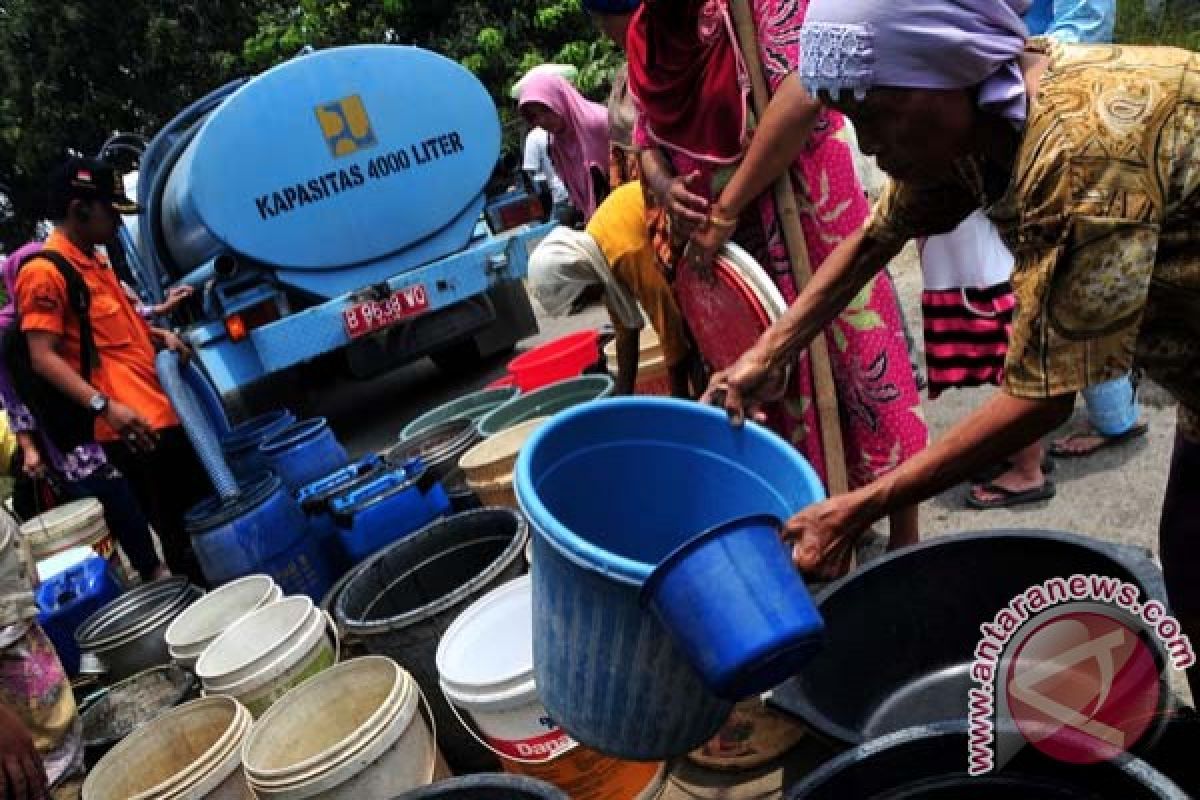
[189,223,552,401]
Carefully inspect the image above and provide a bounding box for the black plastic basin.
[788,721,1188,799]
[770,529,1168,748]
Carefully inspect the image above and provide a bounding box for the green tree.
[0,0,257,248]
[243,0,622,154]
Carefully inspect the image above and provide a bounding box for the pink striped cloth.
[921,283,1015,399]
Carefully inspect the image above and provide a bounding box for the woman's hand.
[19,444,43,481]
[156,285,195,316]
[683,215,737,282]
[0,702,47,800]
[654,171,709,237]
[784,489,879,581]
[700,344,790,426]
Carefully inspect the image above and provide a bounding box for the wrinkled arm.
[757,228,899,367]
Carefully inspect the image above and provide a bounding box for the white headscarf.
[527,226,644,330]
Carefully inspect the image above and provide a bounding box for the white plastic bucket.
[82,695,253,800]
[203,602,337,718]
[437,576,663,800]
[197,596,316,686]
[243,657,437,799]
[21,498,113,561]
[167,575,281,669]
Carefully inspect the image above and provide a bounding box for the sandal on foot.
[966,480,1057,510]
[1048,422,1149,458]
[970,456,1056,485]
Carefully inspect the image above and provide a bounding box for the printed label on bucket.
[485,728,574,762]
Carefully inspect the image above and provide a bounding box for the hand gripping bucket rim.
[195,595,316,684]
[165,574,278,651]
[437,575,575,764]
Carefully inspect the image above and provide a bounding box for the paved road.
[315,244,1176,559]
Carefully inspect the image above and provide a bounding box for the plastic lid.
[437,575,536,706]
[674,252,773,372]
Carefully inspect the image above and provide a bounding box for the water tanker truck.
[123,45,552,412]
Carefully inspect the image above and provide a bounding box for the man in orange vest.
[15,158,210,583]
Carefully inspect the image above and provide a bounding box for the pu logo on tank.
[316,95,378,158]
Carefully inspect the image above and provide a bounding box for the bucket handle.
[438,683,579,765]
[412,682,440,783]
[321,609,341,664]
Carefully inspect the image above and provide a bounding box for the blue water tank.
[160,45,502,275]
[185,472,335,601]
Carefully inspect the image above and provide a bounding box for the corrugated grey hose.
[156,350,239,500]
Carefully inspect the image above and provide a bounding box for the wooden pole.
[727,0,849,496]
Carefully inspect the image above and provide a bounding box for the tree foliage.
[0,0,256,248]
[0,0,620,249]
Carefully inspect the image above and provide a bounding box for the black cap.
[47,157,140,218]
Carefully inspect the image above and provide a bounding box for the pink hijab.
[519,74,611,219]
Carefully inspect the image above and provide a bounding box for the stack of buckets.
[240,657,442,798]
[458,419,547,508]
[437,576,664,800]
[194,595,337,718]
[165,574,283,669]
[82,695,253,799]
[604,328,671,396]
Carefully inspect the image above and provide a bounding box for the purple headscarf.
[800,0,1031,126]
[0,242,43,330]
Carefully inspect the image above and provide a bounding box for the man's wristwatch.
[88,393,110,416]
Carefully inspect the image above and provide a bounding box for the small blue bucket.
[516,397,826,760]
[642,514,825,700]
[259,417,350,491]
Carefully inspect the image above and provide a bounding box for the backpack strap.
[23,251,98,382]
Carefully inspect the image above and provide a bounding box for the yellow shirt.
[587,182,690,367]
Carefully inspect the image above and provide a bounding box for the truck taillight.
[487,195,545,233]
[225,299,281,342]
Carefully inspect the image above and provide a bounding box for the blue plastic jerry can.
[330,458,451,565]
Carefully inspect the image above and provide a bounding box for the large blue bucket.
[259,418,350,491]
[185,472,335,601]
[515,398,825,761]
[222,410,296,480]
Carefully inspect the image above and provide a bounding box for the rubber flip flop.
[970,456,1057,485]
[966,480,1057,510]
[1048,422,1150,459]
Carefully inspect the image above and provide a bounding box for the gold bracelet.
[709,212,739,229]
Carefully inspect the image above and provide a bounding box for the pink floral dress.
[636,0,928,489]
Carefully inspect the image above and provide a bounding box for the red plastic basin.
[507,330,600,392]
